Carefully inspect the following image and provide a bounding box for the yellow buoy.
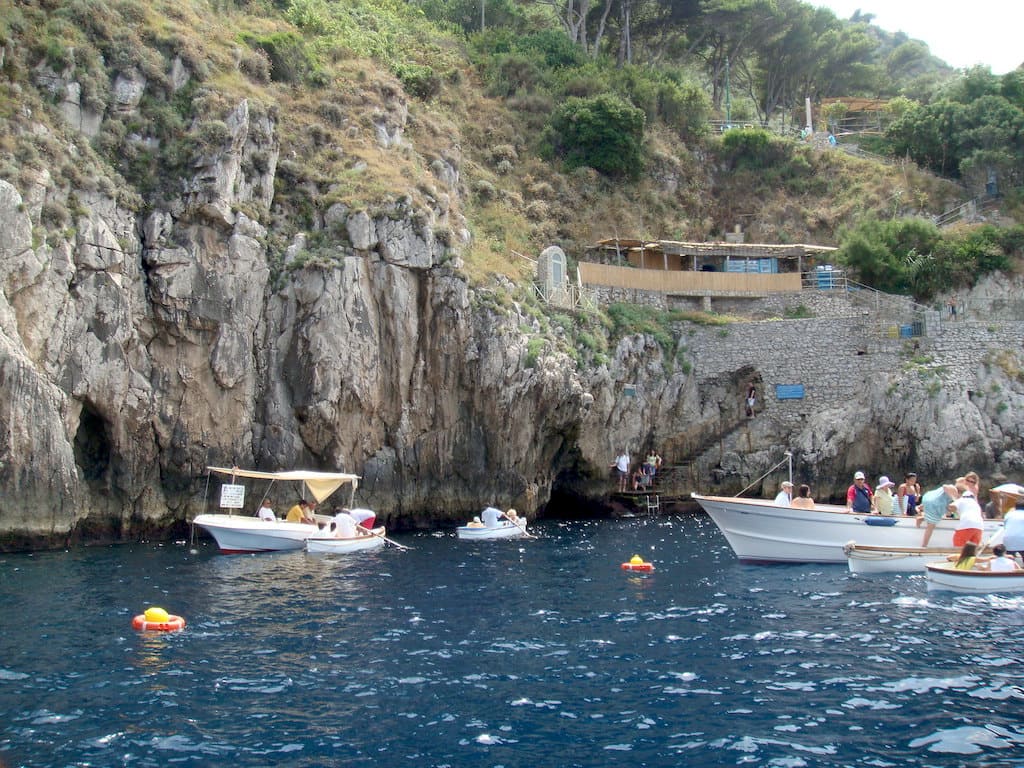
[144,606,170,623]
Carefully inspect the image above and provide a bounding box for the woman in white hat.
[872,476,897,515]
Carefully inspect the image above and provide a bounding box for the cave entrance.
[73,403,112,486]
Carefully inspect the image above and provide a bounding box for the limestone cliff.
[1,23,1023,552]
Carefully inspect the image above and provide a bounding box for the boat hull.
[192,514,319,553]
[305,528,387,553]
[456,522,527,540]
[925,563,1024,593]
[844,543,958,574]
[692,494,1002,564]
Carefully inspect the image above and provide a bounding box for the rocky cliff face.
[1,42,1023,551]
[0,67,609,548]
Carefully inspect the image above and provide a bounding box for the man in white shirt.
[613,450,630,492]
[774,481,793,506]
[331,510,357,538]
[481,506,504,528]
[257,500,276,521]
[952,486,983,548]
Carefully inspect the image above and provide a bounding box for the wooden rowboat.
[925,563,1024,594]
[305,527,387,553]
[844,542,958,574]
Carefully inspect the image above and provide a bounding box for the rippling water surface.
[2,513,1024,767]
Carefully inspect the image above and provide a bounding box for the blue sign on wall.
[775,384,805,400]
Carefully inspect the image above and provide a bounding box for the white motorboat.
[925,563,1024,594]
[193,466,368,553]
[305,527,388,554]
[456,521,529,540]
[844,542,958,574]
[692,493,1002,564]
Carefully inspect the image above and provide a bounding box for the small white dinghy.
[925,563,1024,594]
[457,507,531,540]
[456,521,529,540]
[305,527,388,554]
[844,542,958,574]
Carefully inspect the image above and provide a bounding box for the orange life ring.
[131,614,186,632]
[621,561,654,572]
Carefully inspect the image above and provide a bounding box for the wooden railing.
[578,262,801,294]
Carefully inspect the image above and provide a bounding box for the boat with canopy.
[192,466,367,553]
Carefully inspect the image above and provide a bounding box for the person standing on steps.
[612,449,630,493]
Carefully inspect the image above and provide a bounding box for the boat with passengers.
[192,466,374,553]
[692,493,1002,564]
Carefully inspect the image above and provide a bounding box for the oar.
[364,525,411,551]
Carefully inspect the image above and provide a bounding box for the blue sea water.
[2,512,1024,767]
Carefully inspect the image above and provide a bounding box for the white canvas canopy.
[207,466,360,503]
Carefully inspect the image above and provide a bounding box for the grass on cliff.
[1,0,1013,307]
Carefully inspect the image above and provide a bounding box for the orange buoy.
[621,554,654,572]
[131,606,186,632]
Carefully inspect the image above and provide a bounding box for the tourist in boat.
[983,492,1003,520]
[986,544,1020,572]
[791,484,815,509]
[285,499,311,523]
[1002,500,1024,562]
[481,506,505,528]
[845,471,873,513]
[872,476,896,515]
[951,478,983,547]
[256,499,276,521]
[773,480,793,506]
[951,541,978,570]
[350,509,376,529]
[918,479,961,547]
[897,473,920,516]
[330,509,358,538]
[305,500,320,525]
[964,471,982,499]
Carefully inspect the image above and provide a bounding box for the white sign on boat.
[219,484,246,509]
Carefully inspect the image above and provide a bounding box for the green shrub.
[524,337,546,369]
[483,53,544,97]
[718,127,790,170]
[241,31,315,84]
[394,62,441,100]
[543,94,645,179]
